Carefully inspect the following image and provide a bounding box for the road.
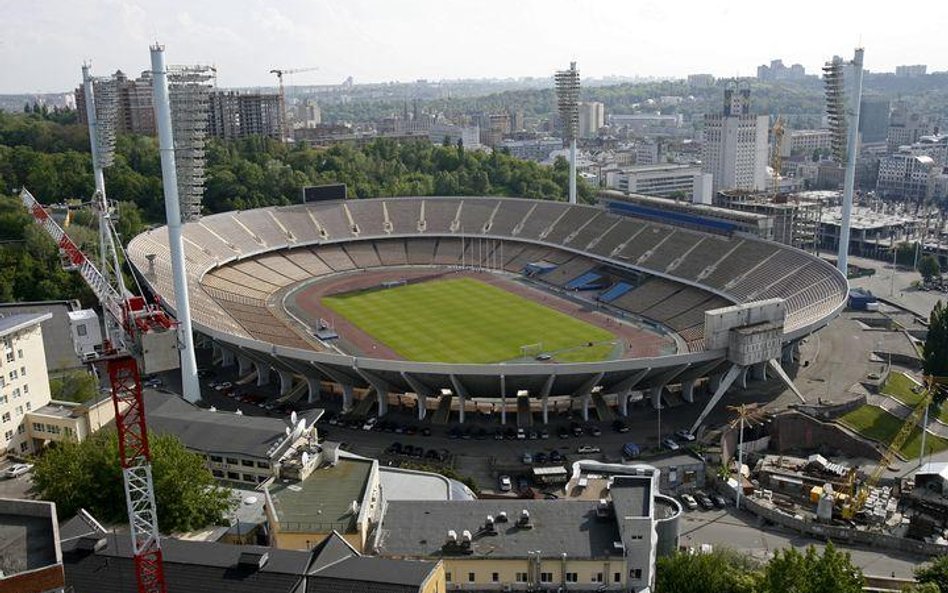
[679,507,928,578]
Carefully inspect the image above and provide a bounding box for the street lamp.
[727,403,765,510]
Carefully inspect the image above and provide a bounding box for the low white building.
[1,313,53,457]
[606,163,711,203]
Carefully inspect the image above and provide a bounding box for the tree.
[759,543,863,593]
[919,255,941,283]
[924,301,948,385]
[915,548,948,592]
[49,371,98,403]
[655,548,760,593]
[32,429,233,533]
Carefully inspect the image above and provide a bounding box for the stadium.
[127,196,848,427]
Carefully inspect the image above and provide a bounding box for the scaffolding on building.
[92,76,119,169]
[823,57,847,165]
[168,66,215,221]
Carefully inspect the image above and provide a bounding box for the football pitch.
[321,277,618,363]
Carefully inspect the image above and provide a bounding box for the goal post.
[520,342,544,359]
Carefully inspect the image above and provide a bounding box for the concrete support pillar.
[458,394,465,424]
[221,348,235,367]
[212,343,222,361]
[782,344,795,365]
[256,364,271,387]
[682,379,695,404]
[753,362,768,382]
[341,384,353,412]
[500,375,507,425]
[278,370,294,396]
[738,366,749,390]
[377,388,388,417]
[237,355,251,377]
[650,386,663,410]
[709,373,723,393]
[306,377,320,403]
[417,393,427,420]
[582,393,590,421]
[619,390,630,417]
[542,395,550,425]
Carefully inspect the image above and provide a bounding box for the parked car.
[712,494,727,508]
[517,475,530,491]
[362,417,378,431]
[386,442,403,455]
[522,452,534,464]
[612,419,630,433]
[675,429,697,442]
[550,450,564,463]
[516,428,526,440]
[679,493,698,511]
[661,438,681,451]
[214,382,232,392]
[494,429,505,441]
[539,429,550,440]
[570,423,584,437]
[557,426,570,439]
[577,445,601,454]
[498,475,512,492]
[622,442,640,459]
[588,426,602,437]
[448,427,461,440]
[695,491,715,510]
[3,463,32,479]
[534,452,548,464]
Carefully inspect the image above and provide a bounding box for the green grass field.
[322,277,617,363]
[838,405,948,458]
[881,371,948,423]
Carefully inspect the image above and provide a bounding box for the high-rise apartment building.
[757,59,806,81]
[1,313,52,457]
[887,102,933,153]
[75,70,156,136]
[895,64,927,77]
[207,91,282,140]
[578,101,605,138]
[701,85,769,192]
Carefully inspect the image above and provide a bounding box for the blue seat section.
[599,282,634,303]
[565,271,602,290]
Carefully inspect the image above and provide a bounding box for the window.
[17,349,23,359]
[241,459,254,467]
[540,572,552,583]
[515,573,528,583]
[445,573,452,583]
[25,402,30,411]
[1,412,10,423]
[242,474,254,482]
[0,395,6,405]
[63,427,74,437]
[227,472,239,480]
[22,384,28,394]
[467,572,475,583]
[614,573,621,583]
[630,569,642,580]
[593,572,603,583]
[212,469,224,478]
[491,573,499,583]
[77,325,87,337]
[32,422,44,432]
[9,370,17,381]
[566,573,578,583]
[45,424,60,434]
[3,430,12,441]
[20,441,28,452]
[20,366,25,377]
[12,388,20,399]
[210,455,223,463]
[226,457,238,465]
[17,425,25,434]
[256,461,270,469]
[15,406,23,416]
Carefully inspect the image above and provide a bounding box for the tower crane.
[842,375,946,520]
[21,188,178,593]
[269,67,319,141]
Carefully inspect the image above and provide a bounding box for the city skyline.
[2,0,948,94]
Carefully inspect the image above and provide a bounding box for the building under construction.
[208,90,281,140]
[75,70,156,136]
[715,190,822,252]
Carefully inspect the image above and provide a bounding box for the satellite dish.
[291,419,305,439]
[301,451,310,466]
[290,411,298,424]
[235,408,243,415]
[285,427,291,437]
[209,406,217,412]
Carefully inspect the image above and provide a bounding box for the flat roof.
[1,301,84,371]
[0,498,59,574]
[0,311,52,339]
[377,500,623,560]
[610,476,652,519]
[268,458,374,533]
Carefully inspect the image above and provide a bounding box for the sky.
[1,0,947,94]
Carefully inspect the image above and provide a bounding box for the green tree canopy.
[655,548,760,593]
[32,429,233,533]
[915,547,948,592]
[924,301,948,384]
[918,255,941,283]
[49,371,98,403]
[759,543,863,593]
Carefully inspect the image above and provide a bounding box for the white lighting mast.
[555,61,580,205]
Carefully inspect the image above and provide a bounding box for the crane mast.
[269,66,318,141]
[21,188,176,593]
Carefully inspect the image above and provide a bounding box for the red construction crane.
[21,188,178,593]
[269,67,318,141]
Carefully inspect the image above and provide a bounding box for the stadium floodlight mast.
[823,48,865,276]
[150,43,201,403]
[555,61,580,205]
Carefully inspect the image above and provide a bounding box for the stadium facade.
[127,196,847,427]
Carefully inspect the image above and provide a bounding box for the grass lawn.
[838,405,948,459]
[881,371,948,423]
[322,277,617,363]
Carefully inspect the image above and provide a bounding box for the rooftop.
[0,498,60,576]
[376,500,623,560]
[0,301,83,371]
[268,458,374,533]
[0,311,51,339]
[144,390,320,460]
[610,476,652,519]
